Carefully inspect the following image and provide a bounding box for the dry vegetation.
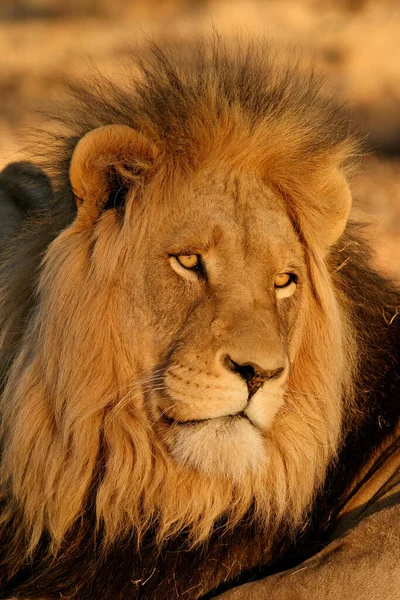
[0,0,399,275]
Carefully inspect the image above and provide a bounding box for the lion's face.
[115,168,305,480]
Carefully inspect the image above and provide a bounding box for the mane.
[0,39,398,593]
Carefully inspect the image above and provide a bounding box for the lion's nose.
[224,356,285,397]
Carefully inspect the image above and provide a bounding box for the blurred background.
[0,0,399,276]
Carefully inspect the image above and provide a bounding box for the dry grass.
[0,0,399,277]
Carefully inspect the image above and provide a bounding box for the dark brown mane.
[46,38,356,169]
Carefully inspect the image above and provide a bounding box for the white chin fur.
[244,388,285,430]
[170,417,267,481]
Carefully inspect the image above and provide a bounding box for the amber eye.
[176,254,200,270]
[274,273,293,288]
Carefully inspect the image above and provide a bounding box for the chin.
[169,416,268,481]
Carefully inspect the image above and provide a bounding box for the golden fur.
[0,40,362,572]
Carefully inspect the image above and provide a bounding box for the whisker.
[107,383,165,421]
[103,362,203,424]
[157,401,184,420]
[286,388,329,401]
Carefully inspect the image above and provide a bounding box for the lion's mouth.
[161,411,252,427]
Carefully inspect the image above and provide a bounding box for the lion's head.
[0,41,359,558]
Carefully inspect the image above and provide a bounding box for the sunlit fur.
[0,39,360,566]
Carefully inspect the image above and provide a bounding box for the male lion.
[0,40,399,600]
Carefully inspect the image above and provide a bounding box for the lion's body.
[219,441,400,599]
[0,162,52,245]
[0,40,399,599]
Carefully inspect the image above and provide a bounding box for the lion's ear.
[69,124,158,221]
[291,168,352,254]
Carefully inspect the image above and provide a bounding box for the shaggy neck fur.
[0,216,355,558]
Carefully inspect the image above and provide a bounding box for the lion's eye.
[176,254,200,270]
[274,273,294,288]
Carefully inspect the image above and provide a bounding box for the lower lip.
[161,411,250,427]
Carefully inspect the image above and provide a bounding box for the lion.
[0,39,398,600]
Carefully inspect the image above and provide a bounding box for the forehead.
[155,169,302,263]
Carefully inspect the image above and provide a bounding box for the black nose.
[224,356,284,397]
